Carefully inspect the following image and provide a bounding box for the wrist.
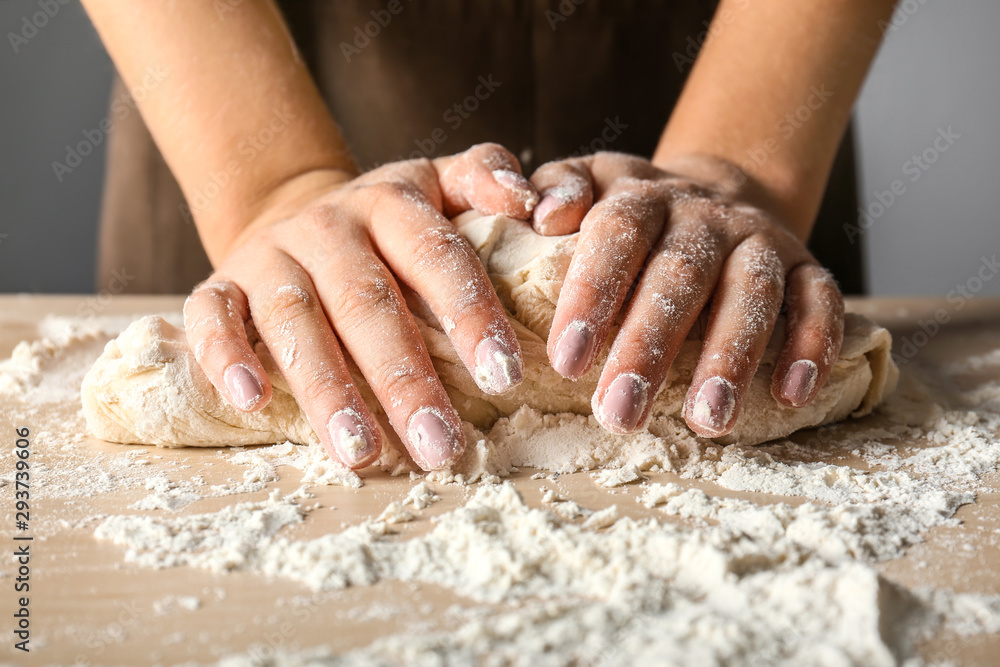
[198,167,355,264]
[653,151,815,241]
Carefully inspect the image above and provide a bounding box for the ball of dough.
[82,213,898,450]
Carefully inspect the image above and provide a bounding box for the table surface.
[1,294,999,666]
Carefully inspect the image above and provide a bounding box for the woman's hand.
[529,152,844,438]
[183,144,540,471]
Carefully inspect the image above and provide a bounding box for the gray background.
[1,0,997,295]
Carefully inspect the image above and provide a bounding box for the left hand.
[528,152,844,438]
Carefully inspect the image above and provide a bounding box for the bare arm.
[81,0,357,262]
[655,0,897,238]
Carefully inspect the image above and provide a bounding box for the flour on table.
[88,338,1000,665]
[3,233,1000,665]
[97,473,1000,667]
[2,307,1000,663]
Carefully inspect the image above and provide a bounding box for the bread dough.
[82,212,898,452]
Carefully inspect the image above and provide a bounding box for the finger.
[592,222,729,433]
[295,214,466,471]
[771,263,844,407]
[363,182,524,396]
[529,160,594,235]
[183,279,272,412]
[231,252,382,469]
[683,236,786,437]
[435,142,540,219]
[547,186,667,379]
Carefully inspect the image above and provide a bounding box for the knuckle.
[653,243,712,285]
[358,180,424,211]
[299,206,332,230]
[738,236,784,293]
[369,358,428,404]
[184,281,248,354]
[605,188,662,217]
[294,367,343,407]
[191,329,242,366]
[185,280,238,315]
[609,176,658,198]
[664,179,715,203]
[257,283,317,326]
[793,323,833,349]
[470,141,508,158]
[409,226,476,276]
[332,275,403,330]
[292,205,346,244]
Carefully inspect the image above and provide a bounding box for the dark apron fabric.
[96,0,864,294]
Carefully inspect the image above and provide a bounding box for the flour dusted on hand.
[81,213,897,456]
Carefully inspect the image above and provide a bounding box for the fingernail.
[224,364,263,410]
[327,409,377,467]
[492,169,541,212]
[474,337,523,394]
[408,408,462,470]
[534,193,566,226]
[599,373,649,432]
[552,322,593,378]
[781,360,818,407]
[689,376,736,434]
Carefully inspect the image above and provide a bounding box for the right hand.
[182,144,540,471]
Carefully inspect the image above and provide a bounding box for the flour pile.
[3,313,1000,665]
[97,483,932,666]
[96,363,1000,665]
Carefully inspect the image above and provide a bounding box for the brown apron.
[97,0,863,294]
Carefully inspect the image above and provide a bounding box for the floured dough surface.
[82,213,898,454]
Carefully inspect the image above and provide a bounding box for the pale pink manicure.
[781,360,818,407]
[492,169,540,211]
[688,376,736,434]
[327,410,377,468]
[475,338,523,394]
[552,322,593,378]
[408,408,462,470]
[599,373,648,433]
[224,364,263,410]
[534,192,566,227]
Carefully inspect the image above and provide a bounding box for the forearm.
[654,0,897,238]
[82,0,357,262]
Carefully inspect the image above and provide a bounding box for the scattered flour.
[101,482,1000,666]
[4,313,1000,664]
[403,481,439,509]
[153,594,202,615]
[129,473,202,511]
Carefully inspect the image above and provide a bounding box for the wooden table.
[1,295,999,666]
